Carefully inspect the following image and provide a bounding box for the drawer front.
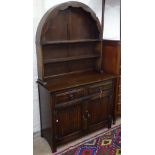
[55,88,84,103]
[88,80,113,95]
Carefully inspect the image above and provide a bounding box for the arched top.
[36,1,102,44]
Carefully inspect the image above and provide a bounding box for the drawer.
[88,81,113,95]
[55,88,84,103]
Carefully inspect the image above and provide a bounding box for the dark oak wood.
[44,71,115,92]
[36,1,116,153]
[36,1,103,80]
[44,54,100,64]
[102,40,121,122]
[42,39,100,45]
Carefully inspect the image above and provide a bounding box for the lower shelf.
[44,54,100,64]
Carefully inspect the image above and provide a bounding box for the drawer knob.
[56,119,59,123]
[85,111,91,118]
[87,113,91,118]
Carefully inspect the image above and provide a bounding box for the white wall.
[33,0,43,133]
[104,0,120,40]
[33,0,120,133]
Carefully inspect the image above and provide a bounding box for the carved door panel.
[86,92,113,128]
[55,104,82,140]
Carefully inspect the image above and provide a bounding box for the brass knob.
[85,111,91,118]
[87,113,91,118]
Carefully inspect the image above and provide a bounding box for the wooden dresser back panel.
[43,44,69,60]
[44,62,68,76]
[68,43,94,56]
[69,59,95,72]
[42,7,100,42]
[68,7,99,39]
[44,59,95,77]
[42,10,68,41]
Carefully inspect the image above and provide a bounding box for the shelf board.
[44,71,116,92]
[42,39,101,45]
[44,54,100,64]
[44,69,93,79]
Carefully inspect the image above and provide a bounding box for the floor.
[33,118,121,155]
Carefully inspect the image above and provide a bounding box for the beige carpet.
[33,118,121,155]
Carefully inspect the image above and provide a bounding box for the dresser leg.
[108,115,112,129]
[51,144,57,153]
[113,115,116,125]
[40,131,43,137]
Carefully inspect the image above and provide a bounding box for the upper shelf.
[41,39,101,45]
[44,54,100,64]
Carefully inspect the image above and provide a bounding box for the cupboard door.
[55,104,82,140]
[86,91,113,128]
